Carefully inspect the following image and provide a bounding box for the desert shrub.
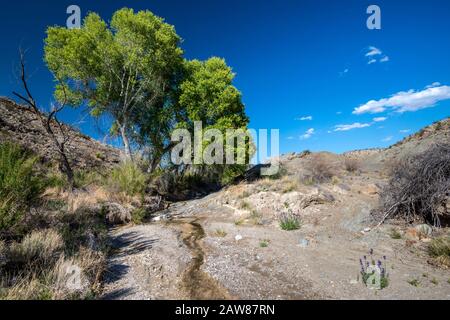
[214,229,227,237]
[279,212,301,231]
[389,228,402,239]
[0,143,44,236]
[73,170,104,189]
[377,143,450,227]
[59,206,108,254]
[108,161,147,197]
[7,229,64,267]
[304,154,334,183]
[428,236,450,268]
[131,208,147,224]
[343,157,360,173]
[0,277,53,300]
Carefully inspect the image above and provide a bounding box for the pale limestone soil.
[101,171,450,300]
[101,224,191,300]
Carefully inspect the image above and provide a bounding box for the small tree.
[12,51,75,188]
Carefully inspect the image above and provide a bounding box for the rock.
[405,224,432,240]
[235,235,243,241]
[415,224,433,237]
[361,184,379,195]
[104,203,132,225]
[301,190,335,208]
[298,238,309,248]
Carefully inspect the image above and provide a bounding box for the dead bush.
[343,157,360,173]
[377,143,450,227]
[304,154,334,183]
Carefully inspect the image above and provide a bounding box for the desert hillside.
[0,97,121,170]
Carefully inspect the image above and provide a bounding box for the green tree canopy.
[44,8,183,159]
[44,8,252,184]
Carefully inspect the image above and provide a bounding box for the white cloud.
[339,68,349,77]
[287,136,295,140]
[399,129,411,133]
[300,128,315,140]
[366,46,382,56]
[336,111,342,115]
[382,136,393,142]
[353,84,450,114]
[334,122,371,132]
[373,117,387,122]
[295,116,313,121]
[365,47,389,64]
[426,82,441,88]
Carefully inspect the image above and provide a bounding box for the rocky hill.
[0,97,121,170]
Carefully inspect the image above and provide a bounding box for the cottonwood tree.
[13,50,75,188]
[44,8,183,161]
[174,57,253,183]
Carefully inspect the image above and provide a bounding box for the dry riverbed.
[101,188,450,300]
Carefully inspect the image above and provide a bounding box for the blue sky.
[1,0,449,154]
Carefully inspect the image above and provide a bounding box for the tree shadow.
[109,230,159,257]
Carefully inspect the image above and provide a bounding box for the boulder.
[361,183,380,195]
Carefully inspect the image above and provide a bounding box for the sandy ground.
[102,182,450,300]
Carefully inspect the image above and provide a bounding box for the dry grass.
[428,236,450,268]
[8,229,64,266]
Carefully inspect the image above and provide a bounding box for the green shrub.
[0,143,44,235]
[389,228,402,239]
[131,208,147,224]
[108,162,146,196]
[279,213,301,231]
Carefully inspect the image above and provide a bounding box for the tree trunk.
[59,151,74,189]
[120,124,133,162]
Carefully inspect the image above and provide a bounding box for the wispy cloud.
[334,122,371,132]
[287,136,295,140]
[366,46,382,56]
[353,83,450,114]
[365,46,389,64]
[373,117,387,122]
[382,136,393,142]
[295,115,313,121]
[300,128,315,139]
[339,68,349,77]
[399,129,411,133]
